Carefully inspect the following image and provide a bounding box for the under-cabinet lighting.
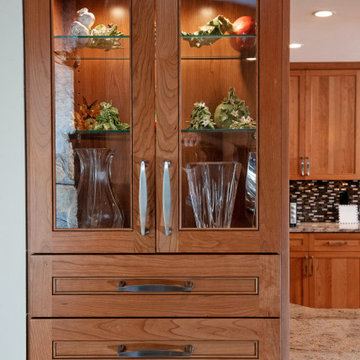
[313,10,335,18]
[289,43,303,49]
[245,57,257,61]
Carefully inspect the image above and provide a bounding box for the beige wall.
[0,0,26,358]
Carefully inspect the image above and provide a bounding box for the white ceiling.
[290,0,360,62]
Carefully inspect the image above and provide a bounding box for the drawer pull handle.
[326,241,348,246]
[163,161,172,236]
[118,281,194,293]
[139,161,149,236]
[118,345,194,358]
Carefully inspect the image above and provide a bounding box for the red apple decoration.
[230,16,256,51]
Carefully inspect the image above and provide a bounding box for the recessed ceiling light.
[289,43,303,49]
[245,57,257,61]
[313,10,335,17]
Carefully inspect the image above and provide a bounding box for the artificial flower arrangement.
[74,97,130,131]
[186,88,256,130]
[71,8,124,50]
[182,15,255,51]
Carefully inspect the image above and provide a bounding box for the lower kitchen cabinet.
[289,252,309,306]
[290,233,360,308]
[29,318,280,359]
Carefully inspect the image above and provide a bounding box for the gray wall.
[0,0,26,358]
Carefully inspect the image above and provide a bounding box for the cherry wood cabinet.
[30,318,280,359]
[29,255,280,318]
[290,233,360,308]
[25,0,289,358]
[290,64,360,180]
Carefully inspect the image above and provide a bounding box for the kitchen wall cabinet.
[290,64,360,180]
[25,0,289,359]
[290,233,360,308]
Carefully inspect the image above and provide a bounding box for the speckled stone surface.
[290,304,360,360]
[290,222,360,233]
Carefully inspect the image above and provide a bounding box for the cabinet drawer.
[290,233,309,251]
[30,255,280,317]
[309,233,360,251]
[30,318,280,359]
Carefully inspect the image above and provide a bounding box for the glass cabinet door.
[156,0,284,253]
[27,0,155,253]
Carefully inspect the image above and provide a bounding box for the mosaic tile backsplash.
[290,180,360,223]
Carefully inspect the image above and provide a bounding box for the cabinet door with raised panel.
[289,71,305,179]
[290,252,309,306]
[25,0,155,253]
[305,70,360,180]
[156,0,287,253]
[309,252,360,308]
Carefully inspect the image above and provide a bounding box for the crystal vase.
[184,161,242,228]
[75,148,124,228]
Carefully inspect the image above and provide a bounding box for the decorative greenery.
[187,102,216,130]
[214,88,256,129]
[90,24,124,51]
[181,15,233,48]
[74,98,129,131]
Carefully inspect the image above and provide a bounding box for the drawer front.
[290,233,309,251]
[309,233,360,251]
[30,318,280,359]
[30,255,280,317]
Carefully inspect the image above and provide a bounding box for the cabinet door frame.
[290,251,309,306]
[308,251,360,308]
[155,0,289,253]
[304,69,360,180]
[25,0,156,253]
[289,71,306,179]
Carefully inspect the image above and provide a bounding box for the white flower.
[202,120,209,127]
[198,102,206,108]
[242,116,252,124]
[231,110,239,118]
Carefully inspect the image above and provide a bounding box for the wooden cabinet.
[290,233,360,308]
[25,0,289,359]
[30,318,280,359]
[290,64,360,180]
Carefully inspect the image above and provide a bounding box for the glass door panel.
[52,0,132,229]
[180,0,257,229]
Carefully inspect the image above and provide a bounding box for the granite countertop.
[290,222,360,233]
[290,303,360,359]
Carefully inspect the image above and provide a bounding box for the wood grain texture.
[155,0,179,251]
[160,0,286,253]
[308,251,360,308]
[290,233,309,252]
[131,0,156,251]
[309,233,360,252]
[29,254,280,318]
[29,318,280,359]
[289,71,305,179]
[305,70,360,180]
[280,0,290,357]
[26,0,155,253]
[290,252,309,306]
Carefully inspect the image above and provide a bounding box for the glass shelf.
[72,129,130,134]
[181,34,255,39]
[182,128,256,133]
[54,35,130,39]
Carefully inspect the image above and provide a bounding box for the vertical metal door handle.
[300,157,305,176]
[306,157,310,176]
[139,161,149,236]
[303,256,309,277]
[163,161,172,236]
[309,256,314,277]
